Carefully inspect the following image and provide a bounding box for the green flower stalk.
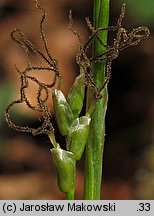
[84,0,110,200]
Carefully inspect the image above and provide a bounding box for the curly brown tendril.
[5,0,61,136]
[84,3,126,58]
[5,99,54,136]
[69,3,149,99]
[5,65,54,136]
[6,2,150,135]
[68,10,101,98]
[68,10,93,79]
[90,4,150,62]
[95,26,150,62]
[68,10,89,67]
[34,0,58,70]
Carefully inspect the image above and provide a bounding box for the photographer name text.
[18,202,116,212]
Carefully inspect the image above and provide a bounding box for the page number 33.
[137,203,150,211]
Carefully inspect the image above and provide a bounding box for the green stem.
[66,191,75,200]
[84,0,110,200]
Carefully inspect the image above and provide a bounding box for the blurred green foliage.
[0,82,14,155]
[118,0,154,26]
[0,82,13,121]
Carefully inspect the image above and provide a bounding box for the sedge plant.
[5,0,150,200]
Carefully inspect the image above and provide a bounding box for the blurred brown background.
[0,0,154,199]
